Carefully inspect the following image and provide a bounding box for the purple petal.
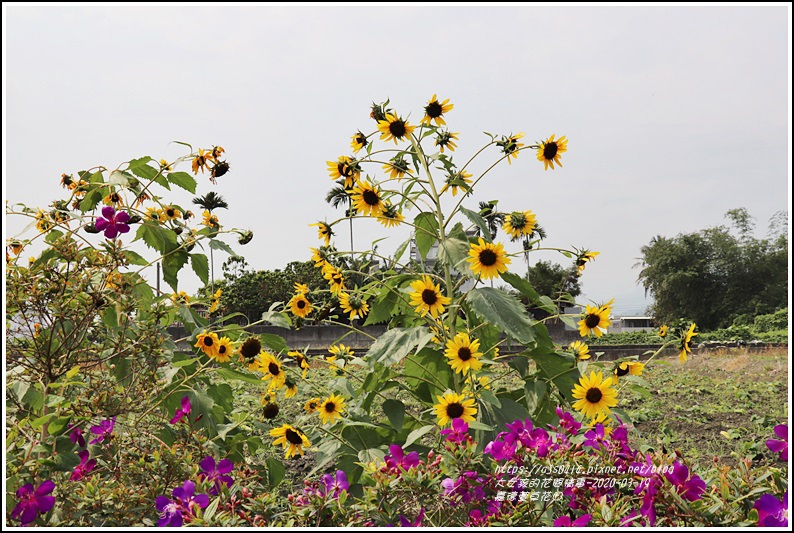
[216,458,234,474]
[104,226,119,239]
[388,444,404,460]
[35,495,56,513]
[117,223,130,234]
[199,456,216,473]
[155,496,171,512]
[16,483,34,499]
[766,439,786,453]
[335,470,349,490]
[101,206,116,219]
[181,396,192,412]
[192,493,210,509]
[115,210,130,223]
[573,514,592,526]
[35,480,56,497]
[19,505,39,525]
[95,218,109,231]
[774,424,788,440]
[553,516,572,527]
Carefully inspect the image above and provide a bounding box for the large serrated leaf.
[467,287,535,346]
[500,272,558,314]
[414,213,437,260]
[167,171,197,193]
[365,327,434,366]
[128,157,158,181]
[209,239,235,256]
[460,206,492,243]
[190,254,209,285]
[135,223,178,254]
[438,222,471,272]
[162,250,189,292]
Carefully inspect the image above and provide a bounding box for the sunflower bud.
[127,215,142,224]
[238,230,254,245]
[84,224,101,234]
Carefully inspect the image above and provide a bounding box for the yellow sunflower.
[201,210,219,228]
[270,424,311,458]
[409,275,451,318]
[350,131,369,153]
[257,352,287,390]
[467,238,511,280]
[497,132,525,164]
[569,340,591,361]
[145,207,165,223]
[322,264,345,294]
[571,371,618,419]
[577,299,614,338]
[502,210,537,240]
[377,113,416,144]
[445,332,483,375]
[439,170,473,197]
[377,203,404,228]
[208,288,222,313]
[382,156,411,180]
[212,336,234,363]
[658,324,669,338]
[194,331,220,358]
[351,181,386,217]
[328,344,355,358]
[575,250,600,276]
[289,293,312,318]
[587,411,614,436]
[284,378,298,398]
[310,246,333,270]
[103,192,125,207]
[192,148,214,175]
[536,134,568,170]
[287,350,310,379]
[304,398,321,414]
[163,205,181,221]
[326,155,361,189]
[679,323,698,363]
[318,394,346,425]
[421,94,454,126]
[310,222,334,246]
[614,361,644,383]
[435,130,459,153]
[172,291,191,305]
[339,291,369,321]
[434,392,478,427]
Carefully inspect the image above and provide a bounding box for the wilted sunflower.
[8,241,24,256]
[35,210,53,233]
[377,113,416,144]
[238,337,263,362]
[192,149,214,175]
[327,156,361,188]
[289,293,312,318]
[382,156,411,180]
[257,352,287,390]
[377,203,404,228]
[439,170,472,197]
[445,332,483,375]
[270,424,311,458]
[658,324,669,338]
[536,134,568,170]
[212,337,234,363]
[351,181,386,217]
[262,402,280,420]
[496,132,525,164]
[318,394,346,425]
[209,161,230,184]
[422,94,454,126]
[614,361,644,383]
[575,249,600,276]
[194,331,220,358]
[350,131,369,153]
[434,392,477,427]
[571,371,618,419]
[435,130,459,153]
[339,291,369,321]
[577,299,614,338]
[310,222,334,246]
[288,350,310,379]
[322,264,345,294]
[202,210,219,228]
[103,192,125,207]
[304,398,321,414]
[569,340,591,361]
[310,246,334,270]
[467,238,511,280]
[409,275,451,318]
[502,210,537,240]
[679,323,698,363]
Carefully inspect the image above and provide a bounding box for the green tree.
[325,179,355,252]
[520,260,581,318]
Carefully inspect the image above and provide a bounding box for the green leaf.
[162,250,189,292]
[404,424,435,448]
[31,413,56,429]
[393,237,412,263]
[500,271,557,314]
[123,250,149,266]
[266,457,286,489]
[479,389,502,408]
[190,254,209,285]
[108,170,130,187]
[460,206,492,243]
[403,347,453,404]
[260,333,288,353]
[102,305,118,329]
[382,399,405,432]
[528,349,579,403]
[365,327,434,366]
[216,367,264,385]
[362,288,398,326]
[209,239,235,256]
[128,157,159,181]
[167,171,197,193]
[135,223,178,255]
[467,287,536,346]
[261,304,292,329]
[414,213,438,260]
[79,188,104,212]
[438,222,471,272]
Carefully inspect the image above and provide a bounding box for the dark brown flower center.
[421,288,438,305]
[263,403,279,419]
[446,402,465,419]
[585,387,603,403]
[458,347,472,361]
[325,402,336,413]
[332,275,342,285]
[425,102,443,118]
[389,120,407,138]
[285,428,304,445]
[218,345,227,355]
[240,338,261,358]
[362,189,380,206]
[585,313,601,328]
[338,162,353,177]
[478,249,498,267]
[297,299,306,309]
[543,142,558,160]
[268,362,280,376]
[616,364,630,377]
[203,336,215,347]
[166,208,176,218]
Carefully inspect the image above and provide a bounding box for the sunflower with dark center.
[408,275,451,318]
[377,113,416,144]
[270,424,311,458]
[327,156,361,189]
[502,210,537,240]
[262,402,280,419]
[238,337,263,361]
[322,264,345,294]
[439,170,472,197]
[577,299,614,338]
[377,203,404,228]
[257,352,287,390]
[146,207,165,223]
[289,293,312,318]
[318,394,346,425]
[194,331,220,358]
[536,134,568,170]
[310,221,334,246]
[569,340,591,361]
[163,205,181,221]
[496,132,525,164]
[613,361,644,383]
[339,291,369,321]
[212,337,234,363]
[304,398,321,414]
[435,130,459,153]
[679,323,698,363]
[572,371,618,419]
[202,210,219,228]
[60,173,74,188]
[192,149,214,174]
[467,238,511,280]
[310,246,334,270]
[288,350,310,379]
[208,288,222,314]
[434,392,477,427]
[575,249,600,276]
[9,241,24,256]
[382,156,411,180]
[351,181,386,217]
[444,332,483,375]
[328,344,355,359]
[103,192,125,207]
[421,94,454,126]
[350,131,369,153]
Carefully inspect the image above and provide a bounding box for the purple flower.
[155,496,183,527]
[170,396,192,425]
[398,508,425,527]
[321,470,349,499]
[198,456,234,495]
[527,427,551,457]
[89,416,116,445]
[554,513,592,527]
[70,450,97,481]
[440,417,469,444]
[68,425,86,448]
[664,461,706,501]
[754,492,788,527]
[555,407,582,435]
[173,480,209,511]
[505,418,536,447]
[442,471,485,504]
[583,424,607,450]
[384,444,420,471]
[156,480,209,527]
[766,424,788,461]
[484,432,517,461]
[11,480,56,526]
[94,206,131,239]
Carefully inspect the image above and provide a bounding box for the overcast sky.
[4,4,791,316]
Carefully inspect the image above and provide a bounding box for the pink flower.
[170,396,192,425]
[554,513,591,526]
